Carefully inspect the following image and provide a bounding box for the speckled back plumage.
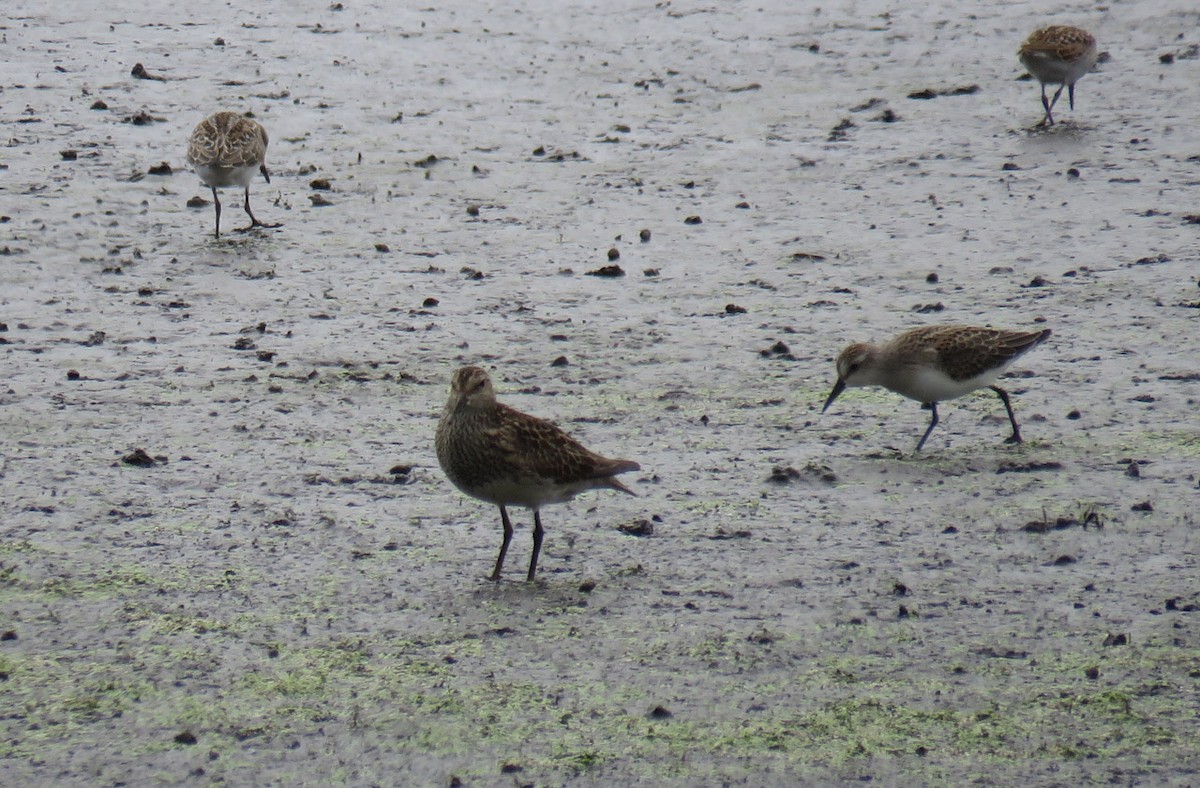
[888,325,1051,382]
[187,111,268,170]
[435,366,638,508]
[1019,25,1097,70]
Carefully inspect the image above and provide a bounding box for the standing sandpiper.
[822,325,1051,452]
[1018,26,1098,126]
[187,111,276,238]
[435,366,640,581]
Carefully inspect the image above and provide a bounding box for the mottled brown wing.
[493,404,625,485]
[934,327,1049,381]
[187,113,267,168]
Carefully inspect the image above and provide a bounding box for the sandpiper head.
[823,342,876,412]
[447,365,497,411]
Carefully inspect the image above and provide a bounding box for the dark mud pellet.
[724,303,746,314]
[648,706,673,720]
[639,228,651,242]
[893,583,909,596]
[1002,162,1021,171]
[1067,168,1081,179]
[1085,666,1100,679]
[1159,53,1175,64]
[607,247,620,260]
[310,178,332,190]
[173,731,197,745]
[500,763,522,774]
[766,466,800,484]
[926,272,939,283]
[550,356,568,367]
[683,215,702,225]
[422,297,438,307]
[148,162,172,175]
[60,150,78,161]
[1027,275,1049,287]
[1125,461,1140,478]
[90,99,108,110]
[1131,501,1153,512]
[466,204,480,216]
[585,264,624,277]
[1053,555,1076,566]
[0,631,16,641]
[1067,409,1081,420]
[122,449,157,467]
[579,580,596,593]
[618,519,654,536]
[1103,633,1128,647]
[643,268,659,277]
[67,369,81,380]
[735,201,750,208]
[375,243,390,253]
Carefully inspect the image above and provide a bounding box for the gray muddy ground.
[2,0,1199,784]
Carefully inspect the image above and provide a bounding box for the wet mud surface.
[2,0,1199,784]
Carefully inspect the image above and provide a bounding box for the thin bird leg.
[490,505,514,581]
[1039,84,1054,126]
[527,510,545,582]
[1047,84,1066,122]
[242,186,263,229]
[1068,82,1077,111]
[210,186,222,239]
[990,386,1023,444]
[915,402,940,452]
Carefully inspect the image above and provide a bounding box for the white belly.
[194,163,257,189]
[888,366,1000,404]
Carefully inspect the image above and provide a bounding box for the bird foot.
[234,221,283,234]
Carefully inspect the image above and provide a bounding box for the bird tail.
[601,459,641,496]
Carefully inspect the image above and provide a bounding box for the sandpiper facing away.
[187,111,276,238]
[1018,26,1098,126]
[435,366,640,581]
[822,325,1051,452]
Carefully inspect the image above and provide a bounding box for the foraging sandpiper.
[187,111,276,238]
[1018,26,1098,126]
[435,366,640,581]
[822,325,1051,452]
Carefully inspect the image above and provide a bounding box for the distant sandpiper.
[435,366,640,581]
[1018,26,1098,126]
[822,325,1051,452]
[187,111,276,238]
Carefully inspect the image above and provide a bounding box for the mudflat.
[2,1,1198,784]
